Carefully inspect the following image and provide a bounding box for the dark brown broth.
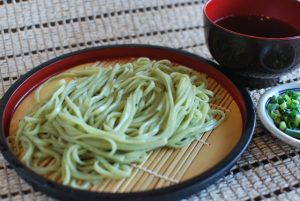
[215,15,300,38]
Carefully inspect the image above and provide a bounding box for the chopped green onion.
[279,121,287,131]
[285,128,300,139]
[267,89,300,139]
[296,114,300,127]
[280,102,287,110]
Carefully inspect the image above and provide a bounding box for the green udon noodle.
[10,57,225,189]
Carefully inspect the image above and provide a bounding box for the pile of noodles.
[10,58,224,189]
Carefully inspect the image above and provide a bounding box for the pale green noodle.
[11,57,225,189]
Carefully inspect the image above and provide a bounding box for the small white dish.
[257,82,300,148]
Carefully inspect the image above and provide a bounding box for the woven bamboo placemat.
[0,0,299,200]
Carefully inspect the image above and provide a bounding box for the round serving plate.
[0,45,255,201]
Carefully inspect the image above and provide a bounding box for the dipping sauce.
[215,15,300,38]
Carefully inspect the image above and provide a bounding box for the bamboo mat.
[0,0,300,201]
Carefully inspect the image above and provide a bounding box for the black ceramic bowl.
[203,0,300,87]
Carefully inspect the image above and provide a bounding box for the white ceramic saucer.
[257,82,300,148]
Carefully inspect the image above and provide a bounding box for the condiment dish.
[258,82,300,148]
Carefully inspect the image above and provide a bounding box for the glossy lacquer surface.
[203,0,300,86]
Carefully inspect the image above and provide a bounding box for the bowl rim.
[0,44,256,201]
[203,0,300,41]
[257,82,300,148]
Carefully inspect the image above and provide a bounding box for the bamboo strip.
[131,149,171,191]
[132,164,179,184]
[174,94,233,182]
[133,149,177,191]
[153,82,230,189]
[137,79,219,190]
[103,149,167,192]
[129,78,222,191]
[117,150,162,192]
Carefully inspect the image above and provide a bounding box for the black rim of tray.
[0,44,255,201]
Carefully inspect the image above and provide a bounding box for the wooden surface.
[0,0,300,201]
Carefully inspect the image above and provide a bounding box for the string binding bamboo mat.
[0,0,300,201]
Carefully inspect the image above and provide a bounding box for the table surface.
[0,0,300,201]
